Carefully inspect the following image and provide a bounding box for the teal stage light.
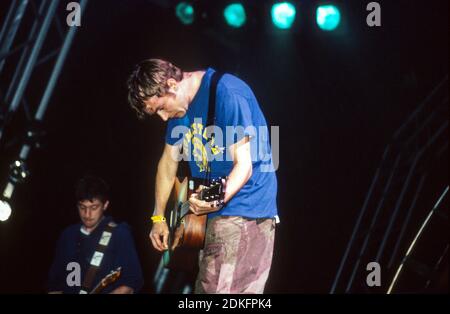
[316,4,341,31]
[224,3,247,28]
[175,2,194,25]
[271,2,296,30]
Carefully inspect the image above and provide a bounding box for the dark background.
[0,0,448,293]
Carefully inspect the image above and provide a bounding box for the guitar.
[89,267,122,294]
[163,177,226,272]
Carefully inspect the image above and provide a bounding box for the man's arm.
[189,136,252,215]
[223,136,252,203]
[154,143,180,216]
[109,285,134,294]
[149,143,180,251]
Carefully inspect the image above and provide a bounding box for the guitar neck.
[180,201,191,218]
[89,282,104,294]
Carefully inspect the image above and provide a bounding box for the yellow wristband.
[151,215,166,223]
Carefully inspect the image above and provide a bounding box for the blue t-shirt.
[47,216,144,294]
[165,68,278,219]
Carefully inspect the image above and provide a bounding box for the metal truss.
[331,75,449,293]
[0,0,88,210]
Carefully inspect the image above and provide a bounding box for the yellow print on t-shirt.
[183,122,221,173]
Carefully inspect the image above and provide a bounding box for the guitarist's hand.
[189,186,223,215]
[150,222,169,251]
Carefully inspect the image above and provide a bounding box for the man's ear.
[103,200,110,211]
[143,101,152,114]
[167,78,178,92]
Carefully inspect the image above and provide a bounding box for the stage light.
[9,159,29,183]
[223,3,246,28]
[175,2,194,25]
[316,4,341,31]
[0,199,12,222]
[271,2,296,29]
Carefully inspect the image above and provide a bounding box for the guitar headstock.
[199,177,226,204]
[101,267,122,287]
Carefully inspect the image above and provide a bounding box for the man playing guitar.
[128,59,278,294]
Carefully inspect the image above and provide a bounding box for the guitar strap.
[79,220,118,294]
[204,71,224,185]
[179,71,224,185]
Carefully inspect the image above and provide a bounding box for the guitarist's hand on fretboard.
[188,192,224,215]
[188,178,226,215]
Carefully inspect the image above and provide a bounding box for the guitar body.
[163,176,225,273]
[172,177,207,249]
[163,177,206,273]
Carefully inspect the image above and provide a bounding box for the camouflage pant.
[195,216,276,294]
